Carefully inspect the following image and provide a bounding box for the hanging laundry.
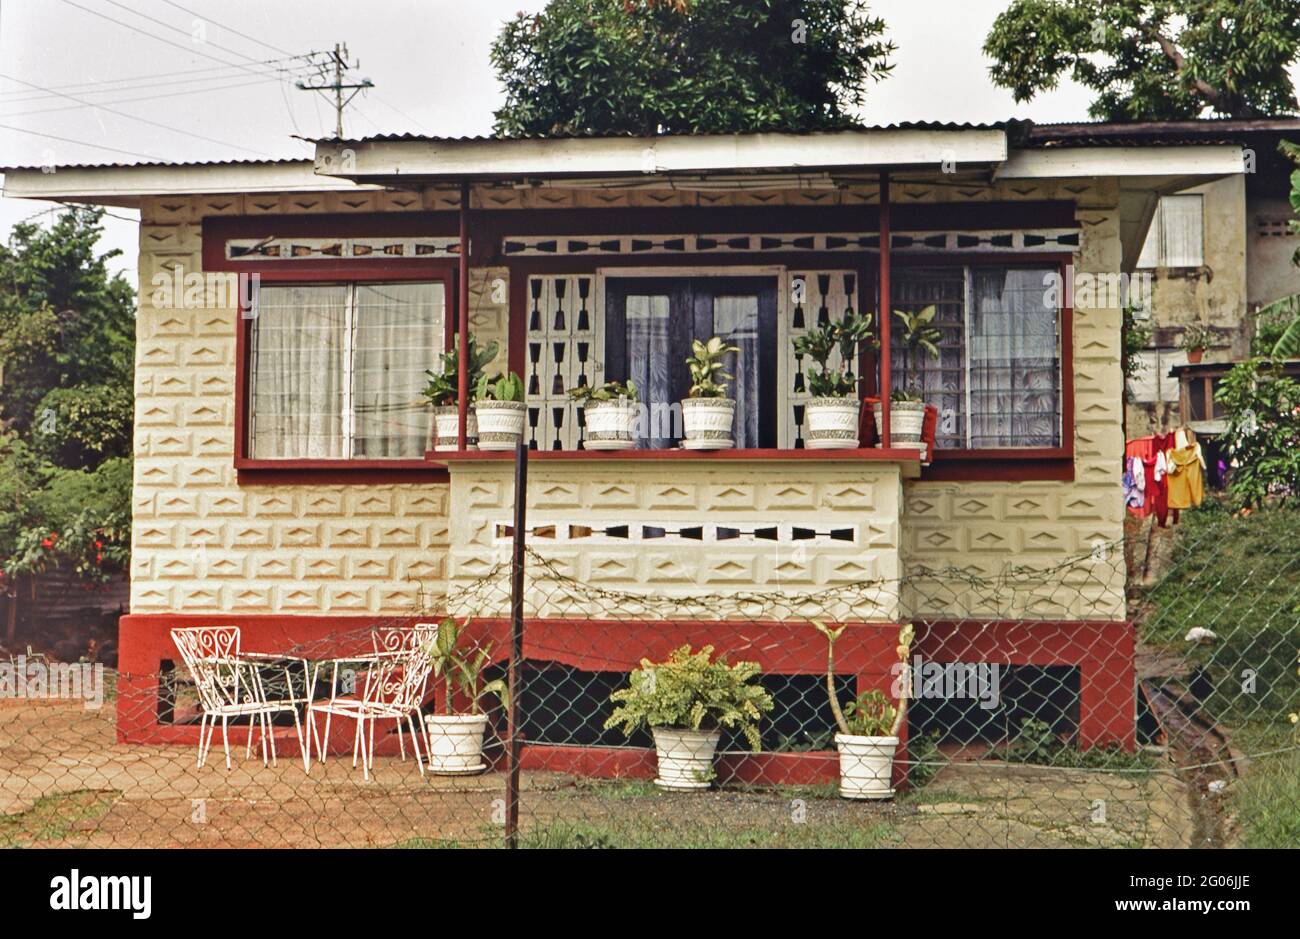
[1165,429,1206,510]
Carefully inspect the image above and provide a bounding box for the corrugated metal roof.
[0,157,309,173]
[1027,117,1300,147]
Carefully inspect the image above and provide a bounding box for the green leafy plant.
[1122,302,1153,396]
[425,617,509,716]
[1216,357,1300,507]
[474,371,526,403]
[792,310,876,398]
[685,336,739,399]
[568,378,638,404]
[422,335,499,407]
[892,306,942,402]
[1179,323,1215,355]
[604,644,774,751]
[813,620,914,738]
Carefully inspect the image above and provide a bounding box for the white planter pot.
[680,398,735,450]
[871,400,926,450]
[652,727,720,790]
[424,713,489,775]
[835,733,898,800]
[473,401,527,451]
[805,397,861,449]
[582,398,636,450]
[432,406,478,452]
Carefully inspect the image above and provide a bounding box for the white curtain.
[714,295,760,449]
[626,294,672,448]
[1158,194,1204,268]
[250,285,347,459]
[352,283,444,458]
[969,268,1060,447]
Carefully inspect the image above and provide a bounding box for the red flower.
[41,538,52,549]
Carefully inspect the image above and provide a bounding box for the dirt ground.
[1,696,1195,848]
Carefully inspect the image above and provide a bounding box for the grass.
[0,789,118,847]
[394,818,896,849]
[1229,722,1300,848]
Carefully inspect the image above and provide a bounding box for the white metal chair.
[306,639,434,780]
[170,626,308,771]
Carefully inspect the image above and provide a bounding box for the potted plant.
[793,310,876,449]
[1180,323,1214,364]
[873,306,940,450]
[569,379,638,450]
[423,617,508,775]
[422,335,498,451]
[473,371,527,450]
[681,336,740,449]
[604,644,774,791]
[812,620,914,800]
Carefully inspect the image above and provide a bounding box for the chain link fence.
[1,502,1296,848]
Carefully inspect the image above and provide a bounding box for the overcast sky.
[0,0,1278,279]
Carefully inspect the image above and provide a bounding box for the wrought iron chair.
[170,626,308,771]
[307,636,435,780]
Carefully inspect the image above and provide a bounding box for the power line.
[157,0,293,58]
[93,0,290,74]
[296,44,373,139]
[0,71,274,157]
[0,122,164,161]
[0,57,300,101]
[0,75,287,119]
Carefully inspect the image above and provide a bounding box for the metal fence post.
[505,438,528,848]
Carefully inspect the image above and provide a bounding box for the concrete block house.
[3,123,1245,775]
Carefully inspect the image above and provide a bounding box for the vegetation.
[984,0,1300,120]
[891,306,941,402]
[1230,722,1300,847]
[1215,358,1300,507]
[425,617,508,716]
[474,371,526,403]
[792,310,876,398]
[605,644,774,751]
[685,335,739,399]
[422,335,498,407]
[1179,322,1215,355]
[1121,302,1153,398]
[814,620,914,737]
[0,209,134,591]
[490,0,895,137]
[998,718,1157,774]
[567,378,638,404]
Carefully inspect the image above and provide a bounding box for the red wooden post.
[456,181,470,450]
[878,169,892,448]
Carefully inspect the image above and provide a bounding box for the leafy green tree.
[1216,358,1300,507]
[490,0,894,137]
[0,208,135,597]
[984,0,1300,120]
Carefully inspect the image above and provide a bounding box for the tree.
[0,208,135,603]
[984,0,1300,120]
[490,0,895,137]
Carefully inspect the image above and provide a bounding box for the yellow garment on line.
[1165,445,1204,509]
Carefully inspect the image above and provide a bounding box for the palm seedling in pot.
[681,335,740,449]
[473,370,527,450]
[605,644,774,790]
[422,334,498,451]
[423,617,508,775]
[793,310,876,449]
[812,620,914,799]
[874,306,940,450]
[569,378,638,450]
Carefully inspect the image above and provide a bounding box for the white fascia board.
[315,130,1009,180]
[1,161,378,207]
[995,145,1246,180]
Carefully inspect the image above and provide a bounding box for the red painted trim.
[457,182,470,450]
[427,447,922,464]
[920,459,1074,482]
[235,465,449,486]
[878,169,892,447]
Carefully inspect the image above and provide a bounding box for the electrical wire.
[0,75,288,119]
[0,122,164,161]
[0,59,299,102]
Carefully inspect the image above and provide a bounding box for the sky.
[0,0,1232,279]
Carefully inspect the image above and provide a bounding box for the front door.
[604,276,778,449]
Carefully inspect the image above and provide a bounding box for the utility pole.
[296,43,373,139]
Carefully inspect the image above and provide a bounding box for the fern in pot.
[793,310,876,449]
[569,379,638,450]
[605,644,774,790]
[422,335,498,451]
[473,370,527,450]
[873,306,940,450]
[813,621,914,799]
[423,617,508,775]
[681,335,740,449]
